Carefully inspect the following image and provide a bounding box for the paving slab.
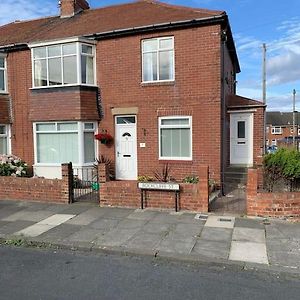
[65,228,103,243]
[88,218,120,230]
[115,218,148,230]
[95,228,142,247]
[0,220,35,237]
[16,224,55,237]
[99,207,134,219]
[267,251,300,268]
[150,213,182,224]
[141,222,171,234]
[171,223,203,238]
[229,241,269,265]
[232,227,266,243]
[178,213,206,224]
[39,214,76,226]
[124,232,164,250]
[60,205,92,215]
[127,209,158,221]
[199,227,232,242]
[66,210,103,226]
[204,215,235,229]
[234,218,265,229]
[156,238,196,254]
[192,239,231,259]
[0,207,26,220]
[2,210,54,222]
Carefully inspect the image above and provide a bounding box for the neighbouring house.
[266,111,300,147]
[0,0,265,190]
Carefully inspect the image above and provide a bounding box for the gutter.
[0,43,28,52]
[227,104,267,109]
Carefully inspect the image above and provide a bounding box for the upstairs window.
[142,37,174,82]
[0,56,7,92]
[32,42,95,88]
[271,126,282,135]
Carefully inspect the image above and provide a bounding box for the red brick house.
[0,0,265,186]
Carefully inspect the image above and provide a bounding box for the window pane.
[33,47,46,59]
[116,116,136,124]
[48,45,61,57]
[161,118,189,126]
[143,39,157,52]
[159,38,173,49]
[237,121,246,138]
[34,59,47,86]
[36,123,55,131]
[57,123,77,131]
[81,55,94,84]
[143,52,157,81]
[0,58,4,68]
[161,128,190,158]
[82,44,93,54]
[63,56,77,84]
[84,123,94,130]
[0,137,7,154]
[37,132,78,163]
[63,43,76,55]
[0,70,4,90]
[0,125,6,134]
[159,50,173,80]
[48,58,62,85]
[84,132,95,163]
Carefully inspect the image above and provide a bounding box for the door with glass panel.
[115,116,137,180]
[230,113,253,165]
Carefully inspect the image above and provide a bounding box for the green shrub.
[263,148,300,191]
[183,175,199,184]
[0,154,28,177]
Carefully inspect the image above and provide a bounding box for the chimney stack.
[59,0,90,18]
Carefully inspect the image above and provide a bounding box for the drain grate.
[194,213,208,220]
[218,218,233,222]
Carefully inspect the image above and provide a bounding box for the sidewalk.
[0,200,299,275]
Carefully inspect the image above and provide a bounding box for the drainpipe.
[221,30,227,196]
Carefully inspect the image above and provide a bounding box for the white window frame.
[271,126,282,134]
[271,139,277,146]
[31,41,96,89]
[142,36,175,83]
[0,54,7,93]
[33,121,97,166]
[158,116,192,161]
[0,124,11,154]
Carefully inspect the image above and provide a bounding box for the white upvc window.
[34,121,97,165]
[142,36,174,82]
[0,55,7,93]
[0,124,10,154]
[271,139,277,146]
[32,42,95,88]
[271,126,282,134]
[159,116,192,160]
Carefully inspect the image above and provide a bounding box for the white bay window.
[0,124,10,154]
[159,116,192,160]
[32,41,95,88]
[142,37,174,82]
[34,121,96,165]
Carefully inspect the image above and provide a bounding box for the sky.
[1,0,300,112]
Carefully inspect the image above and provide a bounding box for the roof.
[227,95,265,108]
[266,112,294,126]
[0,0,224,47]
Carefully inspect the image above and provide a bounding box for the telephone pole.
[293,89,296,148]
[262,43,267,154]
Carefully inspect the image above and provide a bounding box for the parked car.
[266,145,278,154]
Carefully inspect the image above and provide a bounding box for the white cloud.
[0,0,56,25]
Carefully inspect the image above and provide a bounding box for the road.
[0,246,299,300]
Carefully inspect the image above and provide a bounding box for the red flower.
[95,133,113,144]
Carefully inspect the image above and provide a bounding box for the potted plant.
[95,132,113,145]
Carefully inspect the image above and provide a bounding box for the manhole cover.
[218,218,232,222]
[194,213,208,220]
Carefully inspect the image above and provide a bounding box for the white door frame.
[115,115,137,180]
[229,112,253,166]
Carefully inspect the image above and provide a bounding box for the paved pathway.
[0,200,299,274]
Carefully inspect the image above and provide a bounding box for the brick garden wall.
[247,168,300,219]
[99,164,208,212]
[0,163,72,204]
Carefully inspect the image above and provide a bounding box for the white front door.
[115,115,137,180]
[230,113,253,166]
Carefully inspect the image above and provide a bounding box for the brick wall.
[99,164,208,212]
[0,95,11,123]
[0,163,72,204]
[247,168,300,219]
